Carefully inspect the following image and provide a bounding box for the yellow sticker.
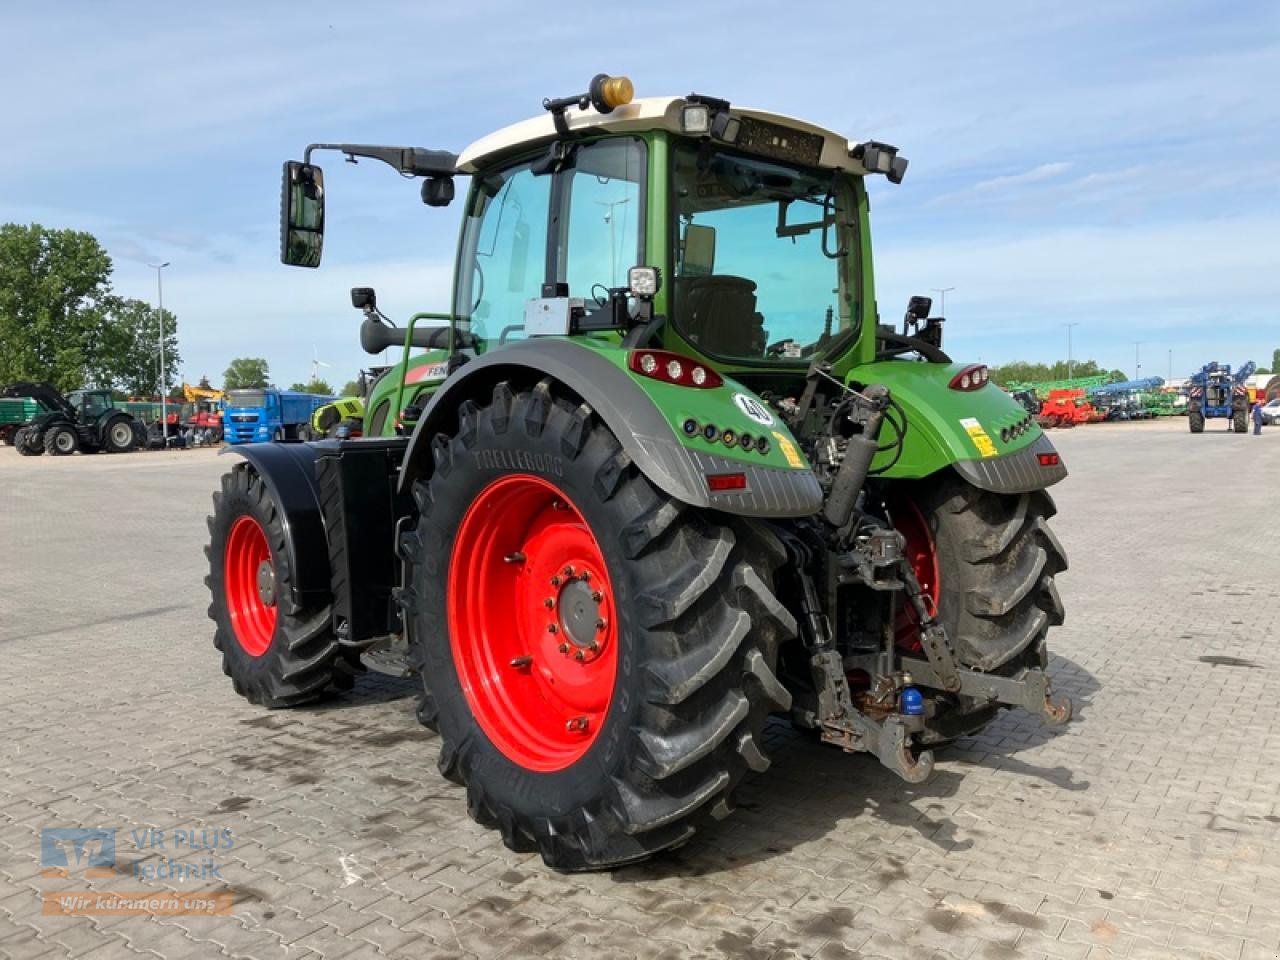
[959,417,998,458]
[772,431,804,468]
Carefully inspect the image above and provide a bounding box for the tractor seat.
[673,275,766,358]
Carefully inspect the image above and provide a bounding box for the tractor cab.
[67,389,114,421]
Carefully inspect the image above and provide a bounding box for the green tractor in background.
[206,76,1070,871]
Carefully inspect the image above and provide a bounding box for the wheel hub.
[256,560,277,606]
[554,575,607,660]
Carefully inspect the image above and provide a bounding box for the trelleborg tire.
[399,380,795,870]
[205,464,357,707]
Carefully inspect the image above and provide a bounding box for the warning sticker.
[772,431,804,468]
[959,417,998,458]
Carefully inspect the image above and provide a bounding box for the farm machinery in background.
[1036,389,1105,428]
[1186,361,1254,433]
[1087,377,1165,421]
[5,383,141,456]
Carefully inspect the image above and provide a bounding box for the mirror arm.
[304,143,459,178]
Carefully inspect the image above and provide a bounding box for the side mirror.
[280,161,325,267]
[905,295,932,321]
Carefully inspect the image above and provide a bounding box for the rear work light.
[1037,452,1061,467]
[706,472,747,492]
[628,350,723,389]
[948,364,990,391]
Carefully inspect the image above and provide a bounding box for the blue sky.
[3,1,1277,388]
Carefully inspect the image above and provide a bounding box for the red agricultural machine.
[1037,389,1103,428]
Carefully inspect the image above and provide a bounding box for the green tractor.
[206,76,1070,871]
[11,384,140,456]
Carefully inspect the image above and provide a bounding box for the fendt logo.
[40,828,116,879]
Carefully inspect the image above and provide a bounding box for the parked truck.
[206,75,1072,871]
[223,388,338,444]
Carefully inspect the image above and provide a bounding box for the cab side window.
[560,139,645,300]
[460,162,552,346]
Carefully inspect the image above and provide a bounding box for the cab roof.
[456,96,870,175]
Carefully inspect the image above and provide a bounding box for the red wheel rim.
[448,474,618,772]
[224,515,278,657]
[891,498,939,651]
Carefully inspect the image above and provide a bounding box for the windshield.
[228,390,267,408]
[671,142,856,364]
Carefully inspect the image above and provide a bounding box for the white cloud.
[974,163,1073,193]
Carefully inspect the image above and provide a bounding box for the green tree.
[1271,348,1280,373]
[224,357,270,390]
[0,223,113,391]
[341,379,362,396]
[197,375,213,390]
[988,359,1121,388]
[89,297,180,396]
[288,379,334,395]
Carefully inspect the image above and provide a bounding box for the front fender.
[219,442,330,607]
[398,339,823,518]
[856,360,1068,493]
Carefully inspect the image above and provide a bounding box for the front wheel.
[44,424,78,456]
[400,382,794,870]
[205,464,357,706]
[1189,411,1205,433]
[14,427,43,456]
[1233,409,1248,433]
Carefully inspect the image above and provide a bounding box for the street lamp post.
[931,286,955,318]
[150,262,171,442]
[1132,340,1144,380]
[1064,322,1080,379]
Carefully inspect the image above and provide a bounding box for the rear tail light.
[706,472,747,492]
[629,350,723,389]
[1037,452,1061,467]
[948,364,989,391]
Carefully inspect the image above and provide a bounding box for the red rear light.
[628,350,723,389]
[948,364,989,391]
[706,472,747,492]
[1037,452,1061,467]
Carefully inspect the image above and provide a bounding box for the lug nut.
[547,624,558,634]
[558,642,570,654]
[596,619,607,631]
[574,650,586,662]
[544,597,555,609]
[591,591,603,603]
[580,571,591,582]
[566,716,589,732]
[563,565,575,577]
[550,576,561,587]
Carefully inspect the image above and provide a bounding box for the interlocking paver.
[2,421,1279,960]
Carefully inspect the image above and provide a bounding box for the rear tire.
[205,464,357,707]
[400,381,794,870]
[1233,409,1248,433]
[104,417,136,453]
[1189,411,1205,433]
[44,424,78,456]
[893,474,1067,673]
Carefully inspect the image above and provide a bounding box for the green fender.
[397,338,823,517]
[364,349,452,436]
[857,360,1067,493]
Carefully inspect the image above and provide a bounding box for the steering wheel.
[471,261,485,314]
[591,283,611,308]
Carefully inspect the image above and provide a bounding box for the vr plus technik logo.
[40,828,116,879]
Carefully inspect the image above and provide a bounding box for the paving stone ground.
[1,418,1278,960]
